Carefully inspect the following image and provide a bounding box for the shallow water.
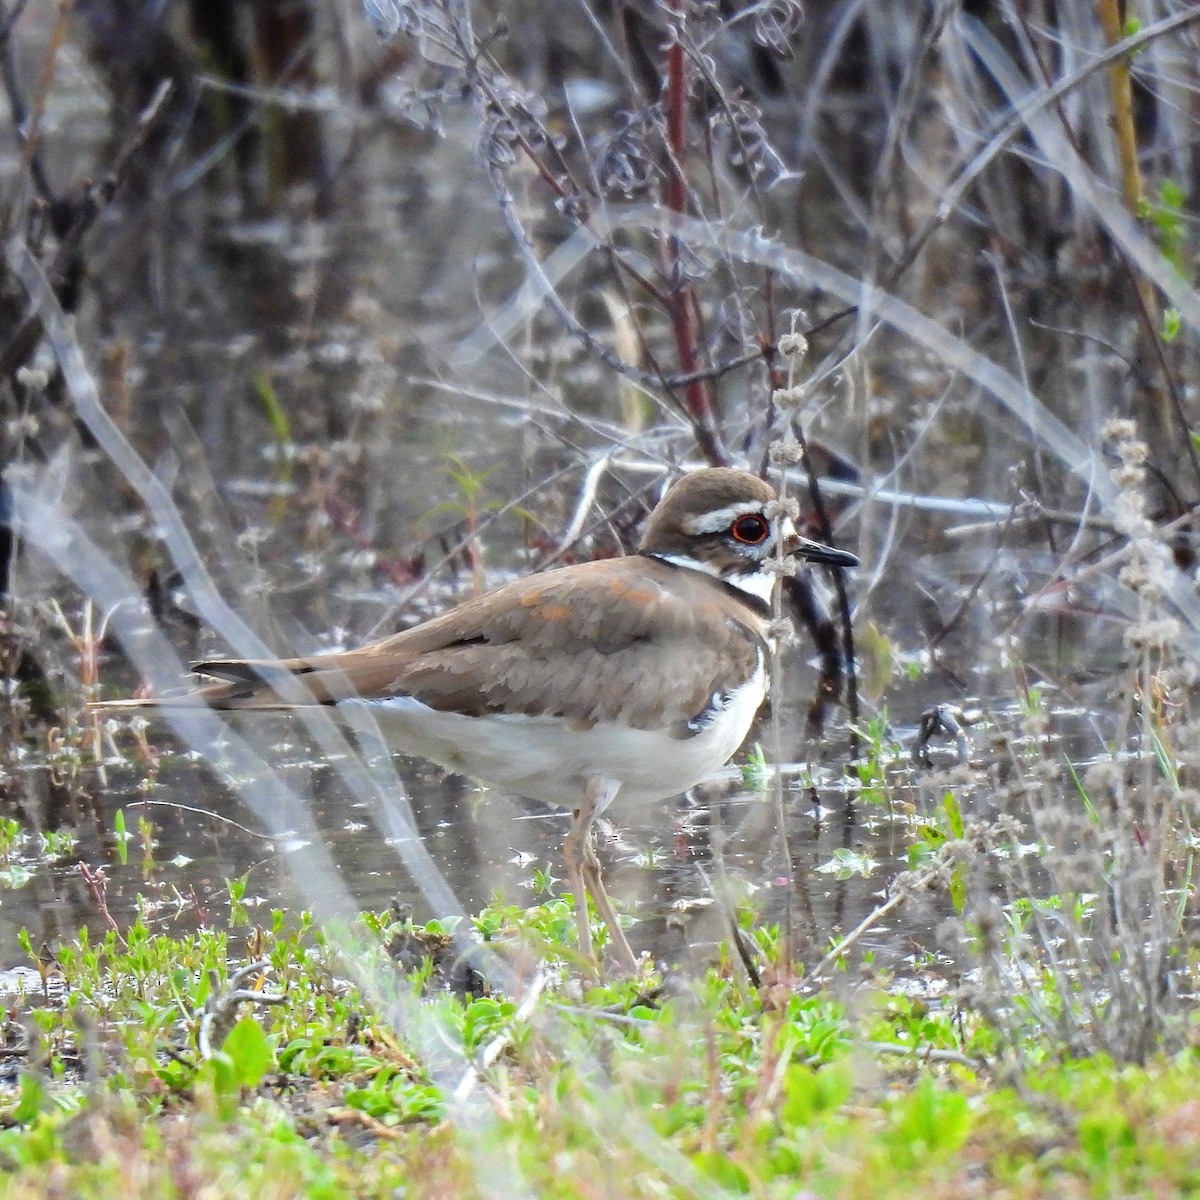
[0,670,1041,974]
[0,5,1174,988]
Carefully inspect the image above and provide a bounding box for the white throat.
[650,553,777,605]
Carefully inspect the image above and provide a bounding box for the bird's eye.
[730,514,770,544]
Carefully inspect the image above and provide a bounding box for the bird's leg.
[561,804,594,967]
[579,833,637,975]
[563,777,636,974]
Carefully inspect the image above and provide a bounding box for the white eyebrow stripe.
[682,501,768,535]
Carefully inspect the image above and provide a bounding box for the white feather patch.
[681,501,768,536]
[650,552,777,605]
[342,655,766,809]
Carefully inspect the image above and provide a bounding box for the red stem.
[79,863,122,938]
[663,3,728,466]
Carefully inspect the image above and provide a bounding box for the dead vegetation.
[0,0,1196,1102]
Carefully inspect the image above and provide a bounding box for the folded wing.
[99,558,768,731]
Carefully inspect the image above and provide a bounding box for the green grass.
[1,899,1199,1198]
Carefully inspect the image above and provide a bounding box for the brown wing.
[176,558,768,731]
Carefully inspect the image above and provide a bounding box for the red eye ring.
[730,514,770,544]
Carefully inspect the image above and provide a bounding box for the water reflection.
[0,707,925,973]
[2,646,1117,982]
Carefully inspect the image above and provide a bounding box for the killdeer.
[97,468,857,972]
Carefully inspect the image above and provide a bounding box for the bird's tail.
[91,657,361,713]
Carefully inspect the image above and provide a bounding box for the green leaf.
[220,1015,274,1090]
[0,864,33,888]
[942,791,964,839]
[781,1061,852,1127]
[949,865,966,915]
[253,372,292,446]
[816,848,876,879]
[887,1075,971,1163]
[908,840,935,870]
[1160,178,1184,209]
[11,1072,45,1124]
[693,1150,750,1192]
[740,742,769,789]
[1064,756,1101,824]
[1150,727,1180,793]
[252,373,295,518]
[114,809,128,866]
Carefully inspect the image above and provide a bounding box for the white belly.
[342,661,766,811]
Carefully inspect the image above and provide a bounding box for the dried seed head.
[752,0,805,57]
[778,331,808,359]
[766,616,797,647]
[766,496,801,522]
[362,0,419,38]
[711,97,791,184]
[767,440,806,464]
[481,110,520,170]
[1123,615,1180,651]
[598,120,659,196]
